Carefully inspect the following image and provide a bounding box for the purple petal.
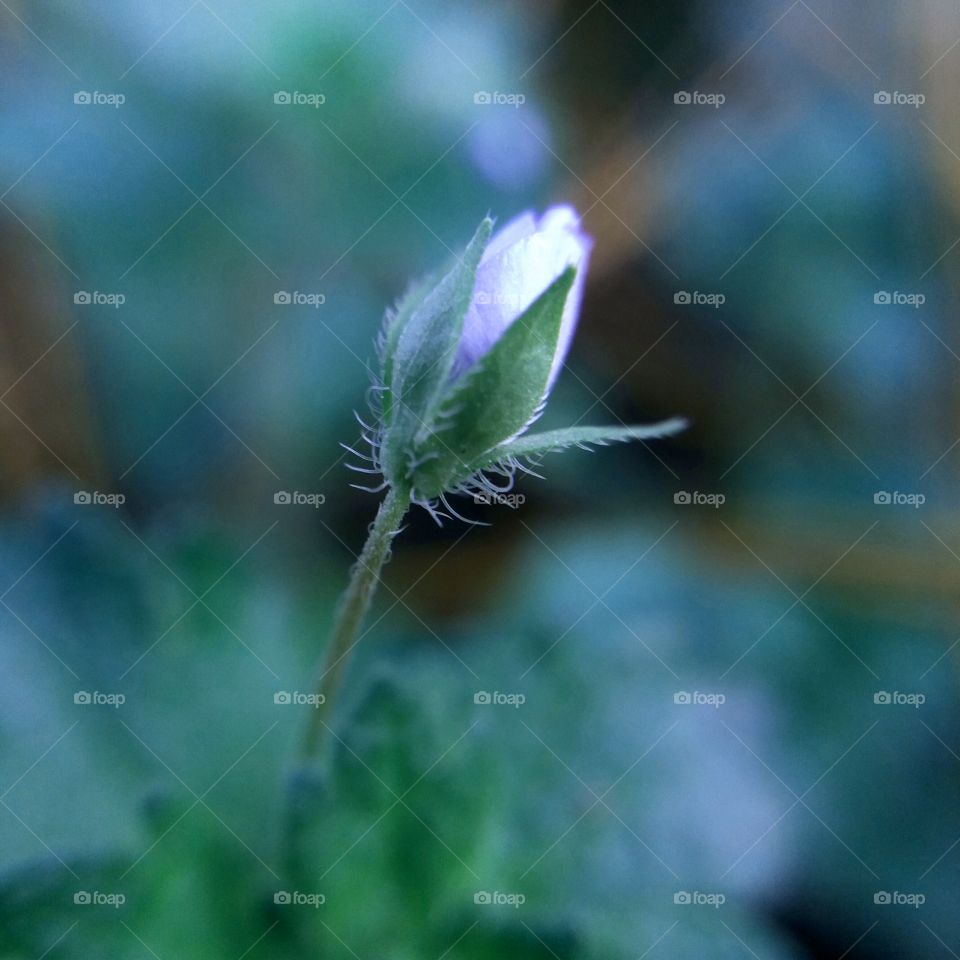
[455,205,593,386]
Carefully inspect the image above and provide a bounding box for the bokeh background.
[1,0,958,957]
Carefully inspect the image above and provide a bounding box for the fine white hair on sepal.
[341,385,388,490]
[438,493,490,527]
[510,457,546,480]
[343,448,377,463]
[411,496,449,527]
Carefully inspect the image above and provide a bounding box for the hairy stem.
[300,485,411,763]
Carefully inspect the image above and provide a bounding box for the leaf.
[478,418,688,467]
[410,268,576,498]
[287,667,498,957]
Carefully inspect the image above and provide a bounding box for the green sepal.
[378,268,443,423]
[408,267,576,499]
[474,419,688,470]
[380,218,492,485]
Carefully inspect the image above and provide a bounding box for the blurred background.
[1,0,958,957]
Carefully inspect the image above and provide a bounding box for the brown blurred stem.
[299,484,411,763]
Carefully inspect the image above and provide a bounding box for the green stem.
[299,484,411,763]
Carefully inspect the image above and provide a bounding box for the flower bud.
[365,207,684,519]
